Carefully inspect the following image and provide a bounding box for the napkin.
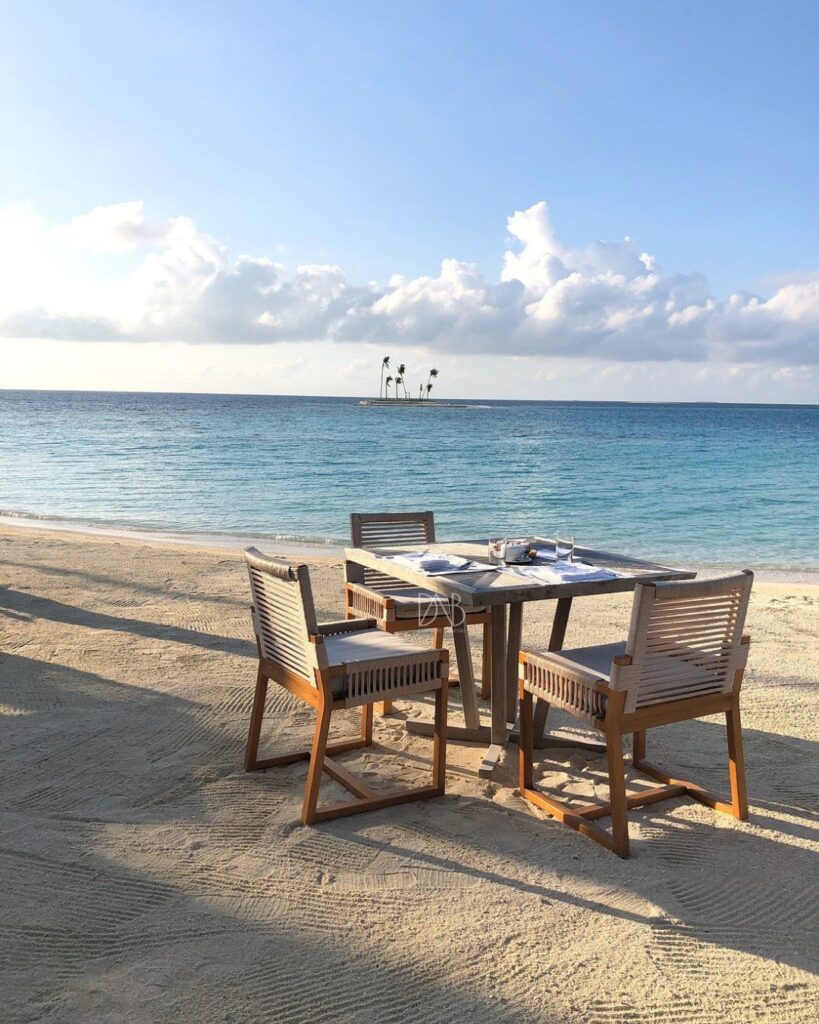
[386,552,491,575]
[499,560,616,583]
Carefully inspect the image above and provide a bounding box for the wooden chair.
[518,571,753,858]
[344,511,491,722]
[244,547,449,824]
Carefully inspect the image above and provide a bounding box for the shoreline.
[2,513,818,584]
[0,514,344,563]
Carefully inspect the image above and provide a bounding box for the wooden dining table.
[344,538,695,777]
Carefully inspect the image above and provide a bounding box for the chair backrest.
[245,547,323,682]
[349,511,435,591]
[611,571,753,713]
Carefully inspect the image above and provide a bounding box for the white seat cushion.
[323,629,433,666]
[554,641,627,681]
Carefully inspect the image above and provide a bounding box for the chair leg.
[519,685,534,791]
[361,702,374,745]
[726,702,748,820]
[518,703,625,856]
[480,621,492,700]
[244,666,268,771]
[302,699,333,825]
[308,683,448,823]
[606,728,630,858]
[432,682,448,794]
[632,700,749,821]
[433,626,445,648]
[632,730,646,766]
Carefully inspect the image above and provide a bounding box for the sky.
[1,0,817,402]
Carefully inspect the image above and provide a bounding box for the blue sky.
[1,1,817,401]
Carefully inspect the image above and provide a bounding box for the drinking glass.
[488,538,505,565]
[555,532,574,563]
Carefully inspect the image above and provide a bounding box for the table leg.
[480,621,492,700]
[532,597,572,741]
[477,605,509,777]
[452,621,481,730]
[406,612,493,745]
[505,603,523,727]
[490,605,507,744]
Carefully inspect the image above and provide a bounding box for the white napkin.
[499,560,617,583]
[386,552,491,575]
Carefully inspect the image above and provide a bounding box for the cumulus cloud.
[53,200,170,252]
[1,199,817,364]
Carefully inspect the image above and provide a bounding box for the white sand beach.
[1,523,818,1023]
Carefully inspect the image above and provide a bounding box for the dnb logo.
[417,592,467,629]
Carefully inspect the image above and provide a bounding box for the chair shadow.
[0,588,256,658]
[0,557,248,609]
[332,706,819,979]
[335,790,819,977]
[0,828,569,1024]
[1,652,568,1023]
[3,602,817,1014]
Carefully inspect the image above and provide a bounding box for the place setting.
[373,532,621,584]
[379,550,492,575]
[488,533,619,581]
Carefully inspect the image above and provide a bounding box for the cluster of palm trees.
[379,356,438,400]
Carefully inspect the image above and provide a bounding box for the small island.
[358,356,491,408]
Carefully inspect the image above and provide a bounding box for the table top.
[344,538,696,608]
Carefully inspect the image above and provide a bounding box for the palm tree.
[425,382,433,399]
[424,368,438,398]
[418,383,424,399]
[384,375,393,399]
[394,374,403,399]
[396,363,407,399]
[379,356,390,399]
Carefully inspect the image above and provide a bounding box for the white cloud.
[53,200,169,252]
[1,199,818,366]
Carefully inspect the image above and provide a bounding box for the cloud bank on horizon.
[1,199,817,365]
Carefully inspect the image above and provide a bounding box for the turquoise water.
[1,390,817,569]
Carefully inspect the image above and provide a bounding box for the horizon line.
[1,386,817,409]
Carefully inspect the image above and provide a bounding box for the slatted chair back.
[611,571,753,713]
[245,547,325,683]
[350,511,436,592]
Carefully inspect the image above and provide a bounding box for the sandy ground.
[1,524,818,1024]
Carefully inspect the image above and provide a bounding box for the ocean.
[1,390,817,570]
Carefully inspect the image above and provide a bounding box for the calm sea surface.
[1,390,817,569]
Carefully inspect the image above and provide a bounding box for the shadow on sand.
[2,590,817,1021]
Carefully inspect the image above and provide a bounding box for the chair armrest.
[344,582,396,620]
[519,648,609,690]
[315,618,377,638]
[519,648,611,724]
